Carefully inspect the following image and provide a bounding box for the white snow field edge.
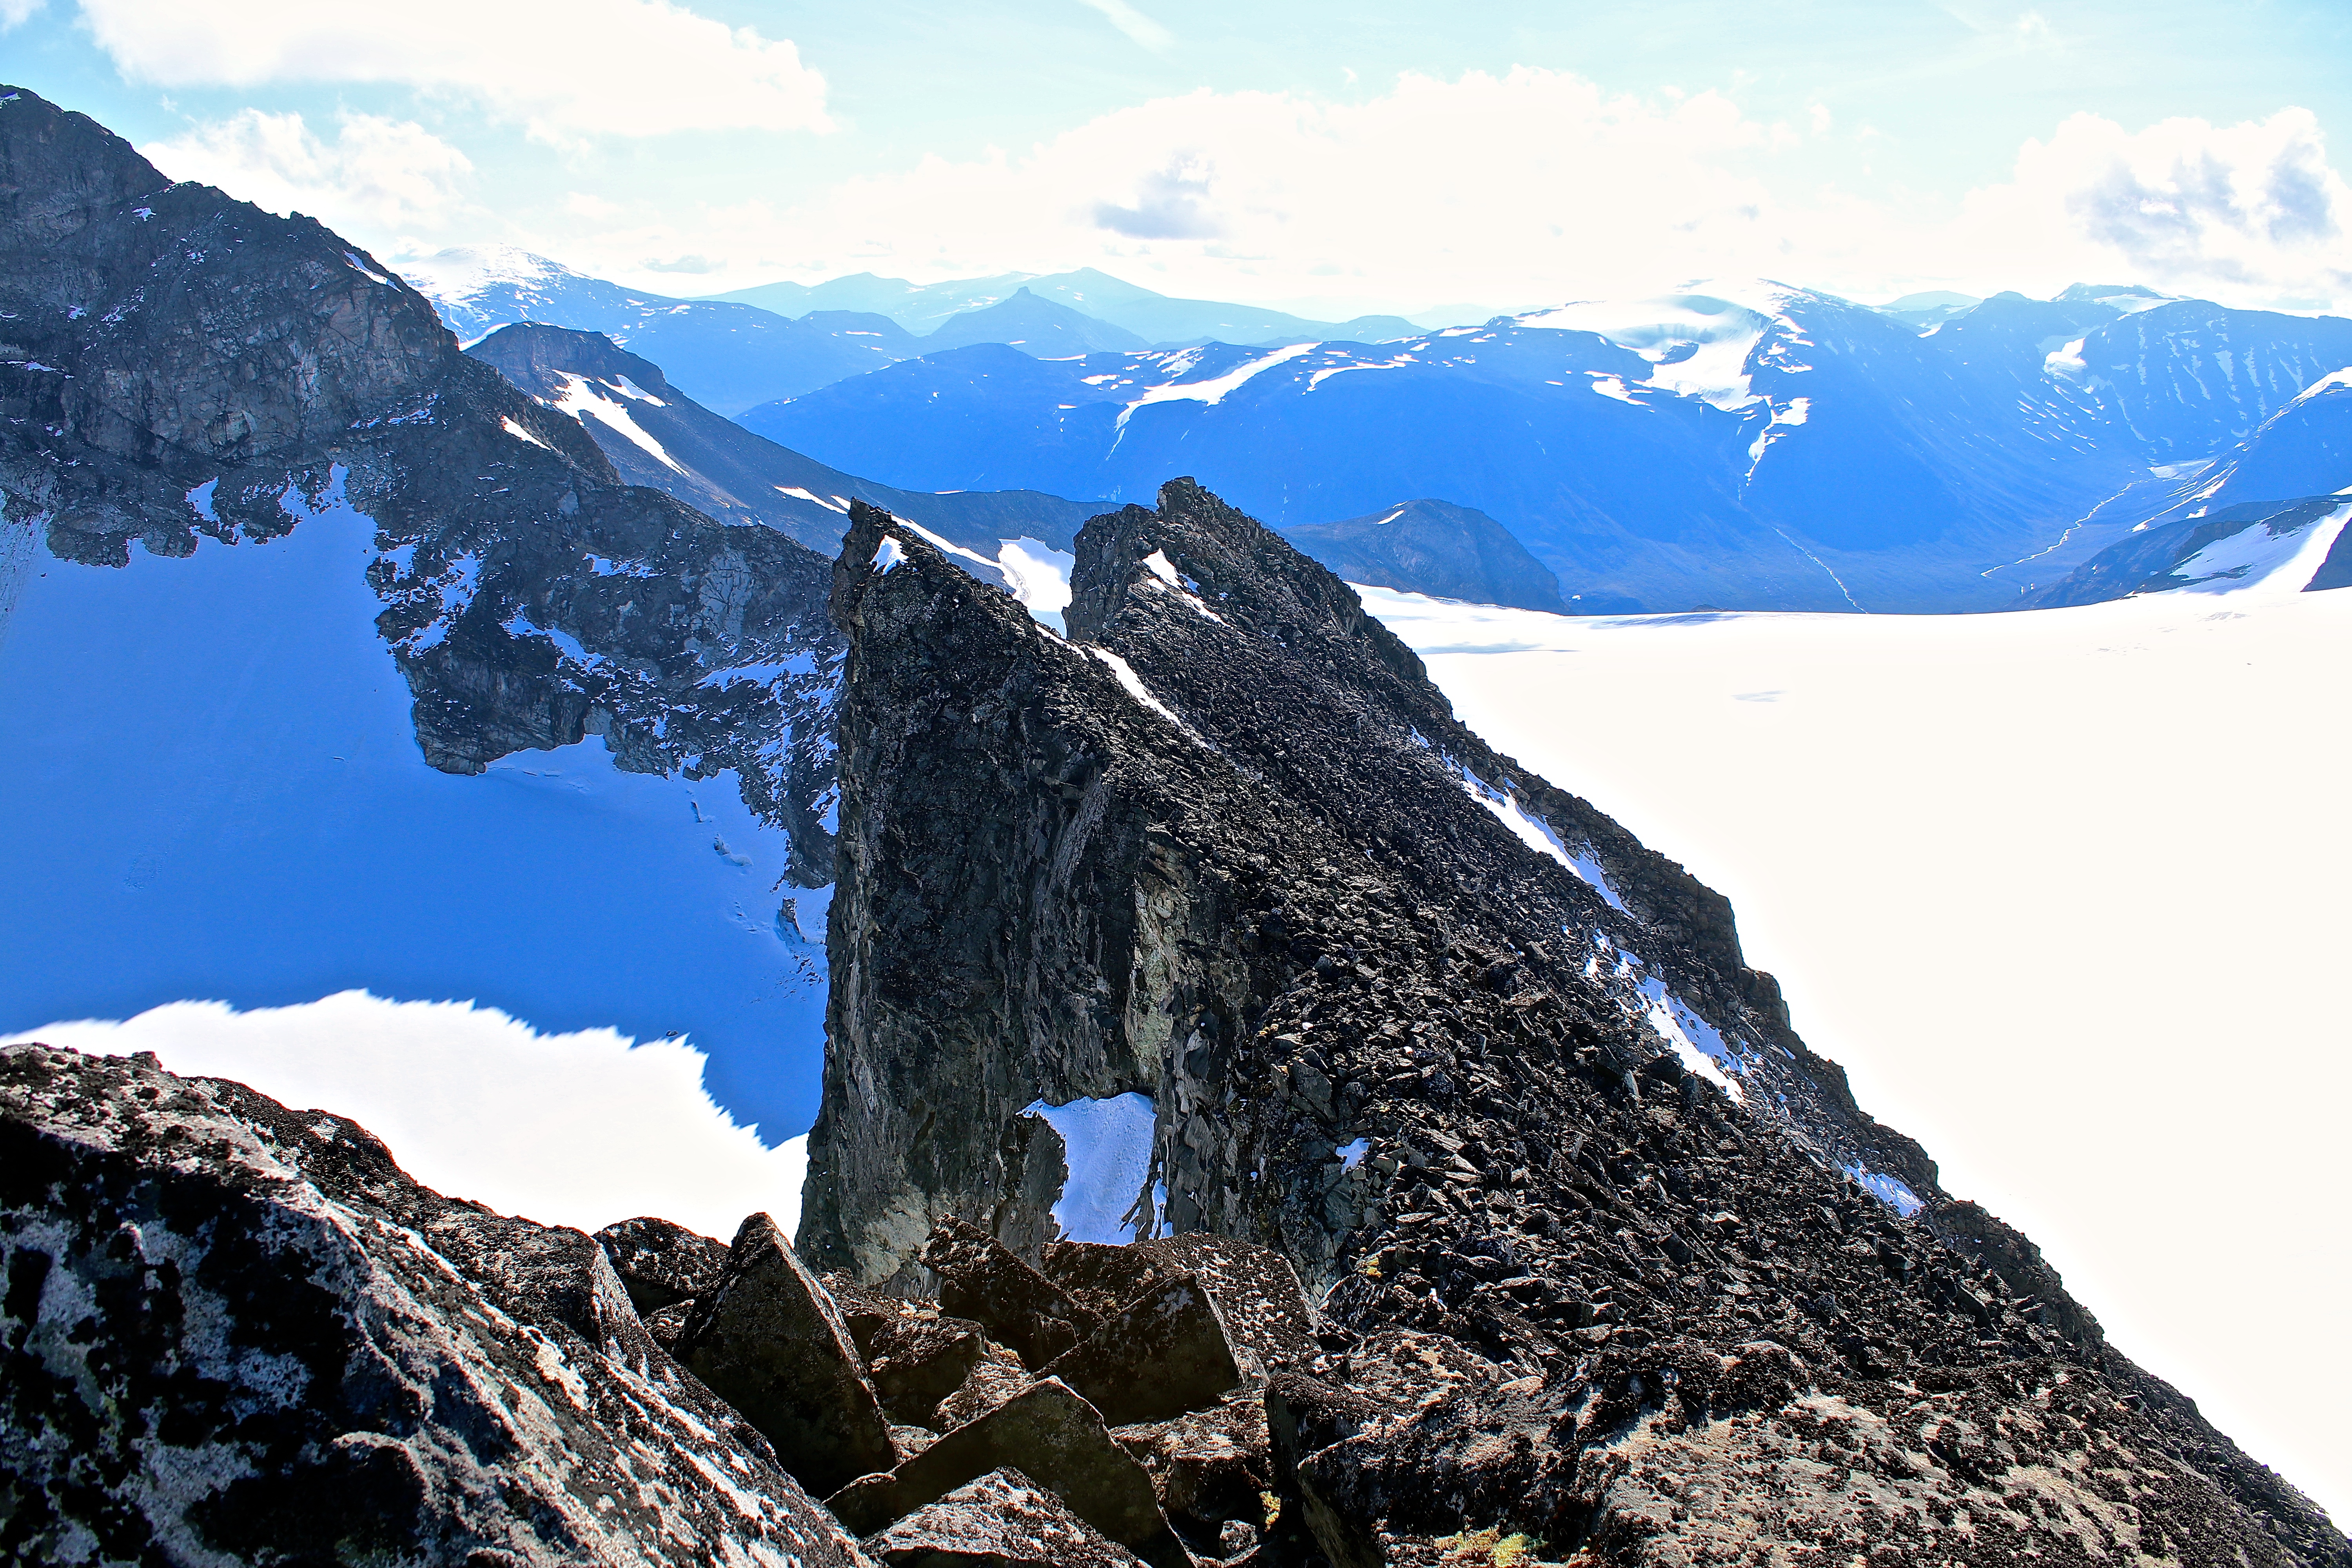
[2,992,807,1243]
[1359,575,2352,1525]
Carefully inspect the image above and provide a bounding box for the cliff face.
[806,480,2343,1561]
[0,85,841,881]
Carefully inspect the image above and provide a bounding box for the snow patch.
[1841,1163,1924,1218]
[549,374,684,474]
[998,537,1074,633]
[2159,503,2352,596]
[1116,342,1318,428]
[1021,1093,1160,1244]
[874,537,907,573]
[501,417,554,451]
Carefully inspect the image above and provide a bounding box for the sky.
[5,0,2351,316]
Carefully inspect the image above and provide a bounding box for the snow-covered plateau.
[1360,572,2352,1523]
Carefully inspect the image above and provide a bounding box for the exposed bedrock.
[0,85,842,881]
[801,480,2344,1562]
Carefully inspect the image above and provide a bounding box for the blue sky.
[7,1,2350,313]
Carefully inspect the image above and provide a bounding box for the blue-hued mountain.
[2024,495,2352,606]
[1278,497,1581,613]
[740,282,2352,613]
[715,265,1421,346]
[920,287,1151,356]
[2178,368,2352,514]
[404,246,919,416]
[465,323,1098,560]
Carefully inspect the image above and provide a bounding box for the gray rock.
[1044,1232,1318,1368]
[869,1311,991,1427]
[826,1377,1183,1568]
[0,1044,867,1566]
[1036,1274,1241,1426]
[924,1218,1101,1370]
[866,1467,1148,1567]
[679,1211,897,1495]
[596,1214,730,1314]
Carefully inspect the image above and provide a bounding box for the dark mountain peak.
[468,320,677,401]
[1280,497,1570,613]
[0,84,173,244]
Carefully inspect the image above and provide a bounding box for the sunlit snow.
[1021,1092,1160,1244]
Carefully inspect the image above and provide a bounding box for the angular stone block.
[1036,1274,1241,1426]
[680,1211,897,1495]
[867,1467,1149,1566]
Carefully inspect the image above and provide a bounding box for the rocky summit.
[0,82,2343,1568]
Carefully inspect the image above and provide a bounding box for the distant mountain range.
[464,324,1095,563]
[740,282,2352,612]
[402,249,1421,418]
[1278,498,1583,613]
[712,264,1422,345]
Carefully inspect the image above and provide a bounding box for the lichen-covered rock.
[595,1214,730,1314]
[865,1468,1148,1567]
[0,1044,870,1567]
[679,1212,897,1496]
[924,1218,1101,1370]
[827,1377,1183,1568]
[1036,1274,1240,1426]
[1046,1232,1317,1369]
[869,1311,991,1427]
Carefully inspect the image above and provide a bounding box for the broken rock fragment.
[925,1217,1101,1369]
[827,1376,1184,1568]
[679,1211,897,1495]
[1046,1232,1318,1367]
[869,1310,991,1426]
[1036,1274,1241,1426]
[595,1214,731,1314]
[866,1467,1149,1567]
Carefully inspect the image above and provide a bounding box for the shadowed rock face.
[0,1044,867,1567]
[0,85,842,883]
[1281,497,1573,613]
[802,481,2345,1563]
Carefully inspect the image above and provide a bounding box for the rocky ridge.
[802,480,2344,1563]
[0,85,842,881]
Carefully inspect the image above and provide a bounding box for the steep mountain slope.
[717,264,1420,345]
[805,479,2342,1562]
[2023,496,2352,606]
[0,87,842,1134]
[1280,497,1577,612]
[2186,368,2352,513]
[405,245,920,414]
[466,322,1097,559]
[2052,301,2352,461]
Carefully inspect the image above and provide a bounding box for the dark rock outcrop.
[924,1218,1102,1368]
[1034,1275,1241,1426]
[802,482,2347,1564]
[0,1044,868,1566]
[678,1211,897,1495]
[0,85,842,884]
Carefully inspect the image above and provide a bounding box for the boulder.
[0,1045,868,1566]
[1036,1274,1241,1426]
[679,1212,897,1495]
[1136,1394,1270,1530]
[866,1467,1149,1566]
[924,1218,1100,1369]
[1045,1232,1318,1367]
[935,1346,1034,1430]
[595,1214,730,1314]
[869,1311,991,1426]
[826,1376,1184,1568]
[1264,1371,1387,1497]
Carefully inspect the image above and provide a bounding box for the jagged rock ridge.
[0,85,842,881]
[804,479,2344,1563]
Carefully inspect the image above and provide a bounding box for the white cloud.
[2,0,46,29]
[4,991,805,1243]
[76,0,829,143]
[144,109,473,239]
[1960,108,2352,306]
[550,72,2349,319]
[1078,0,1172,52]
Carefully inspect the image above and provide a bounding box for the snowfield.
[1362,578,2352,1523]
